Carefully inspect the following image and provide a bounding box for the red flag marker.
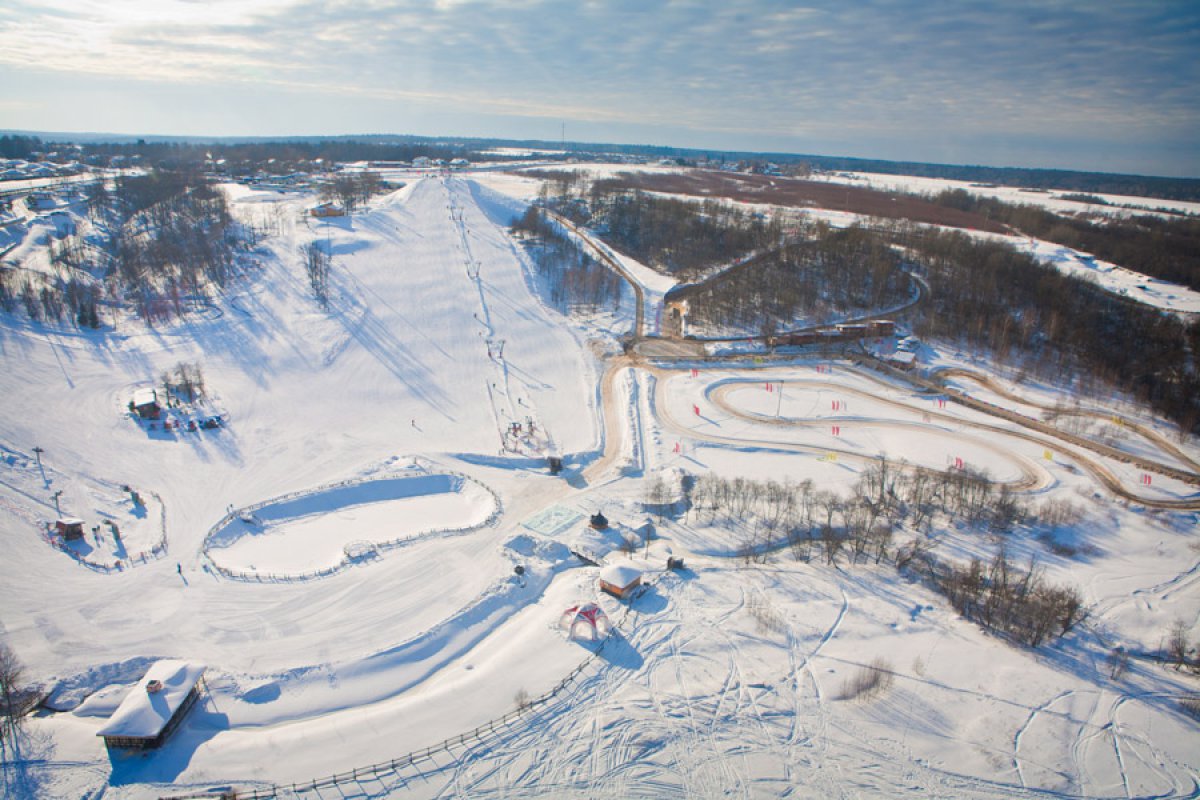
[693,404,700,416]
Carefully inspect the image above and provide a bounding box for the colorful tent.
[559,603,611,641]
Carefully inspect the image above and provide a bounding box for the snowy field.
[1,170,1199,800]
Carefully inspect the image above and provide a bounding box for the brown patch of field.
[584,169,1009,234]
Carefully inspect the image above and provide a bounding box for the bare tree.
[0,642,25,748]
[1167,619,1191,670]
[1108,648,1130,680]
[300,241,332,307]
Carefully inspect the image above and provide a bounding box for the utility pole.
[34,445,48,486]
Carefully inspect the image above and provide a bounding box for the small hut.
[55,518,84,540]
[97,660,206,750]
[131,388,161,420]
[589,511,609,530]
[599,563,642,600]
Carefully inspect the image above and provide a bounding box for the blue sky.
[1,0,1197,177]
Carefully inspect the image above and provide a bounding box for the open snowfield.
[2,171,1199,799]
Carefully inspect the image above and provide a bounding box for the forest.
[679,223,912,335]
[900,224,1200,432]
[0,170,248,325]
[587,190,782,280]
[510,205,624,315]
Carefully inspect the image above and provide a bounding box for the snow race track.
[2,175,1200,800]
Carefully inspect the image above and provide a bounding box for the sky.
[1,0,1197,177]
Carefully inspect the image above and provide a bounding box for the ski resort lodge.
[96,660,206,749]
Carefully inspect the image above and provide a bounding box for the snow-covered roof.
[96,660,205,739]
[599,563,642,588]
[888,351,917,365]
[132,388,158,406]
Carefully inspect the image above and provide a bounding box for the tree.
[0,641,25,749]
[301,241,332,307]
[1167,619,1191,670]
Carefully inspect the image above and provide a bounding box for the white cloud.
[0,0,1196,174]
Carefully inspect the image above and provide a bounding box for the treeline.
[86,139,476,176]
[687,460,1025,567]
[903,225,1200,432]
[0,133,478,175]
[511,206,623,314]
[682,463,1083,648]
[932,188,1200,291]
[683,224,911,335]
[0,134,42,159]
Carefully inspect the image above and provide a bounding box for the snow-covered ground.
[2,171,1199,800]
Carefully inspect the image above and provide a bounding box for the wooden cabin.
[131,388,161,420]
[599,563,642,600]
[97,660,206,750]
[55,518,84,540]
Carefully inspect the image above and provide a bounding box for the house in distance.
[309,201,346,218]
[96,660,206,750]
